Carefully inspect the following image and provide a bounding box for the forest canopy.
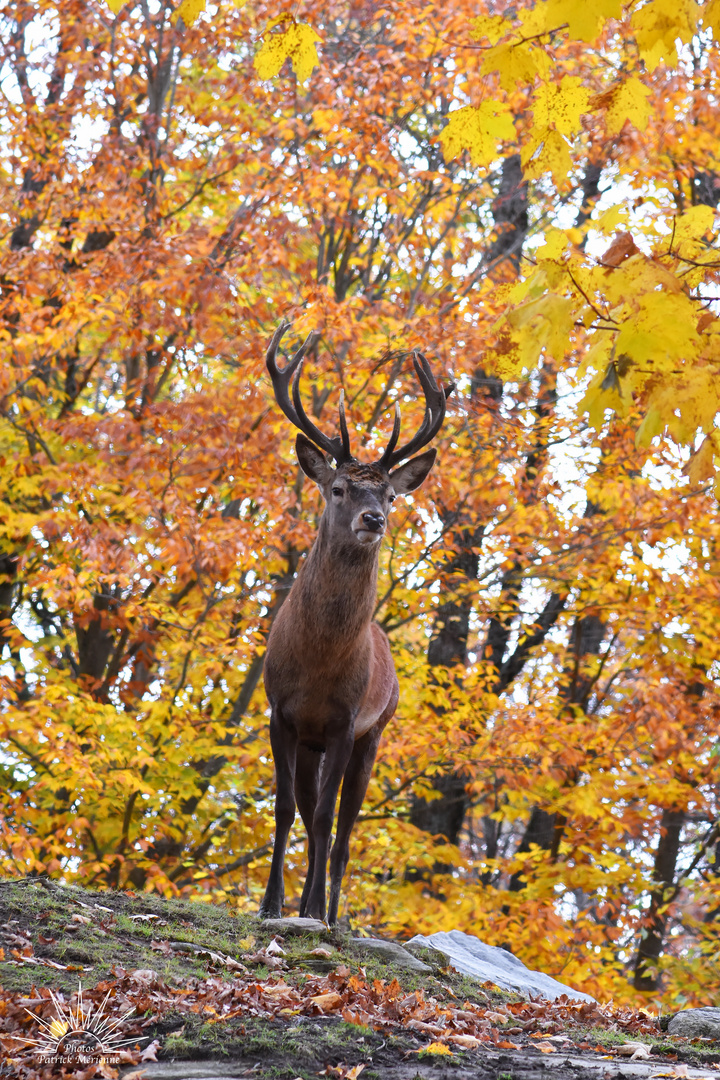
[1,0,720,1007]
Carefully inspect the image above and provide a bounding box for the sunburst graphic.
[15,983,137,1063]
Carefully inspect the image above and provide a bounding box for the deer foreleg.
[258,708,298,919]
[327,721,384,926]
[303,724,355,921]
[294,746,322,917]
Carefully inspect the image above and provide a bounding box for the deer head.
[266,323,453,549]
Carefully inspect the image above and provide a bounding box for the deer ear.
[389,448,437,494]
[296,434,335,487]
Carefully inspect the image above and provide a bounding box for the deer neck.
[294,517,379,651]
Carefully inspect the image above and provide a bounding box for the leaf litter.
[0,957,694,1080]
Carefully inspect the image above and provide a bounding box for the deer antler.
[377,350,454,471]
[266,322,352,464]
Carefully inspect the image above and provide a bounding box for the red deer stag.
[259,323,452,924]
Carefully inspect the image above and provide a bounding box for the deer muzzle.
[353,510,386,544]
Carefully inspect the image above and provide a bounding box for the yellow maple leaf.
[682,435,716,485]
[630,0,698,70]
[603,77,652,135]
[671,204,716,243]
[672,368,720,441]
[482,42,551,91]
[578,372,629,429]
[616,291,701,369]
[104,0,126,13]
[535,228,569,260]
[514,0,623,43]
[543,0,623,41]
[532,76,591,137]
[635,407,664,449]
[521,128,573,185]
[503,292,575,374]
[704,0,720,38]
[439,103,516,167]
[470,14,509,44]
[172,0,206,27]
[254,15,322,86]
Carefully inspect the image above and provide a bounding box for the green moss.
[581,1027,633,1047]
[0,879,253,994]
[158,1013,399,1072]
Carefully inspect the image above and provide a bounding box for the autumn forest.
[2,0,720,1008]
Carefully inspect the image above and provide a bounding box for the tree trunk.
[633,808,686,991]
[408,152,532,851]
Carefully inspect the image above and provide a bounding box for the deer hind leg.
[294,746,322,917]
[327,719,386,926]
[303,723,355,921]
[258,708,298,919]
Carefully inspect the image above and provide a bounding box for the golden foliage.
[2,0,720,1012]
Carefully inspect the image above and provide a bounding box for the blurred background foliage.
[2,0,720,1007]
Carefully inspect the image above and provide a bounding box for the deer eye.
[332,487,344,497]
[388,495,396,503]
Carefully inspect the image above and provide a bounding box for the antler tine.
[381,401,401,463]
[378,350,454,470]
[290,365,351,462]
[338,389,352,461]
[267,323,351,462]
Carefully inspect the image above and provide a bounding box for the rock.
[259,916,329,936]
[668,1007,720,1038]
[349,937,432,972]
[407,930,595,1002]
[123,1065,248,1078]
[404,941,452,969]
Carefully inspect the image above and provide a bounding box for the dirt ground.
[0,878,717,1080]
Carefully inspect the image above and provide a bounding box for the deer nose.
[362,511,385,532]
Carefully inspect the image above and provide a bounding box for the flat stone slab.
[407,930,595,1002]
[260,916,328,936]
[122,1066,249,1079]
[349,936,432,972]
[121,1049,720,1080]
[668,1006,720,1038]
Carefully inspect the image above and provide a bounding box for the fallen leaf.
[246,951,285,969]
[534,1041,557,1053]
[421,1041,453,1056]
[320,1066,366,1079]
[224,956,247,971]
[140,1039,160,1062]
[406,1018,446,1036]
[615,1041,652,1060]
[266,939,286,956]
[310,991,342,1012]
[150,940,173,955]
[448,1034,485,1048]
[129,968,162,988]
[485,1009,509,1024]
[310,947,333,958]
